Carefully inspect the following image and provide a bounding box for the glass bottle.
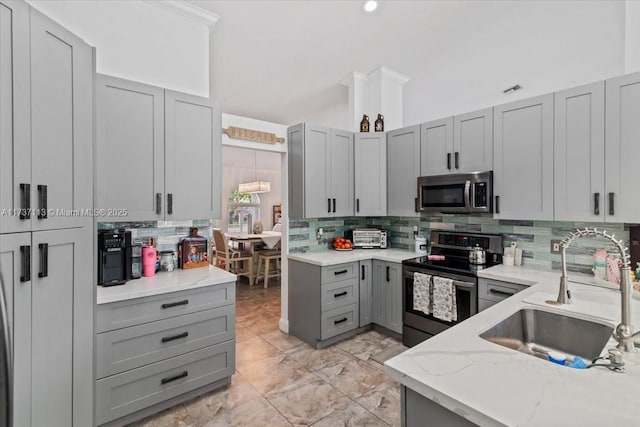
[360,114,370,132]
[375,114,384,132]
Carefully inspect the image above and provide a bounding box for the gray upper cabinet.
[554,82,605,222]
[453,108,493,173]
[96,75,221,221]
[387,125,420,217]
[605,72,640,223]
[165,90,221,220]
[420,117,453,176]
[30,8,93,231]
[288,123,353,219]
[96,75,165,221]
[493,94,554,220]
[354,133,387,216]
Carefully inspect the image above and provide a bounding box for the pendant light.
[238,150,271,194]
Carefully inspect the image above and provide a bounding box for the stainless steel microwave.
[417,171,492,214]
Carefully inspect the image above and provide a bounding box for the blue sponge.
[568,356,588,369]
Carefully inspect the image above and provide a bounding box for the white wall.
[403,2,626,126]
[626,0,640,73]
[27,0,210,96]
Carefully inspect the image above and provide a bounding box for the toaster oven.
[350,229,387,249]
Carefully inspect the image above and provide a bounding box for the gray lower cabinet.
[359,260,373,327]
[403,386,475,427]
[477,278,527,311]
[372,260,402,334]
[386,125,421,217]
[95,283,236,426]
[354,133,387,216]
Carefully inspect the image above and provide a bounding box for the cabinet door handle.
[20,245,31,282]
[594,193,600,216]
[327,198,331,214]
[454,152,459,169]
[161,299,189,309]
[495,195,500,214]
[167,193,173,215]
[334,269,348,275]
[38,243,48,278]
[333,318,348,325]
[386,266,390,282]
[361,265,365,280]
[356,198,360,213]
[334,291,348,298]
[161,371,188,385]
[156,193,162,215]
[447,153,451,170]
[37,185,47,219]
[161,331,189,343]
[489,288,515,298]
[20,183,31,220]
[609,192,615,216]
[332,198,336,213]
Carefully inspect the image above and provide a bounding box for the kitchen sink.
[479,308,614,362]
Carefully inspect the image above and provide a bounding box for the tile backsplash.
[289,215,634,274]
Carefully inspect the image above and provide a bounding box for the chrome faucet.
[556,228,639,353]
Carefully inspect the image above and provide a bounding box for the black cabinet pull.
[415,197,419,212]
[161,371,188,385]
[20,245,30,282]
[167,193,173,215]
[495,195,500,214]
[386,266,390,282]
[361,265,365,280]
[454,152,459,169]
[38,243,48,278]
[156,193,162,215]
[161,299,189,309]
[334,318,348,325]
[594,193,600,216]
[332,198,336,213]
[447,153,451,170]
[37,185,47,219]
[327,198,331,213]
[334,269,348,275]
[489,288,515,298]
[334,291,348,298]
[609,192,615,216]
[356,198,360,213]
[20,183,31,220]
[161,331,189,343]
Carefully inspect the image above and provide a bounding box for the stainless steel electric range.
[402,231,503,347]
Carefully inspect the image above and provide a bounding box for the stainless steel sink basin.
[480,308,614,362]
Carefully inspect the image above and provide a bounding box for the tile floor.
[131,278,408,427]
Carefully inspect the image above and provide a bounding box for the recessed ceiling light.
[363,0,378,13]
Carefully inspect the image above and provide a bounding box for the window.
[227,190,261,232]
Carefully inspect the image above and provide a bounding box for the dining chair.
[213,229,254,285]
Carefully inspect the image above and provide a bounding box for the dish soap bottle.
[360,114,370,132]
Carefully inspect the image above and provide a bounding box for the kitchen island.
[385,266,640,426]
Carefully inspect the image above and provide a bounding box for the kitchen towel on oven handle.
[413,272,432,315]
[432,276,457,322]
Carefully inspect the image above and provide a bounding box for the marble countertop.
[97,266,237,305]
[287,248,420,266]
[385,272,640,426]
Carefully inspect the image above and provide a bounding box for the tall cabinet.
[0,2,94,426]
[386,125,420,217]
[96,75,221,222]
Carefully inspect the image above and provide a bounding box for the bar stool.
[255,250,281,288]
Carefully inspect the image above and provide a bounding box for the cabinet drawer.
[320,304,359,340]
[95,341,235,426]
[321,278,358,312]
[321,262,357,284]
[97,282,235,333]
[97,305,234,379]
[478,279,527,303]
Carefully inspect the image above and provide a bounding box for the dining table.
[225,231,282,256]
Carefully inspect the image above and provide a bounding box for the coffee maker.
[124,231,142,280]
[97,230,126,286]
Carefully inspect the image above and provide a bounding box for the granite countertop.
[97,266,237,305]
[385,268,640,426]
[287,248,420,266]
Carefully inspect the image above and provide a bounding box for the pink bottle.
[142,246,157,277]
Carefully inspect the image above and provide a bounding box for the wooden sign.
[223,126,285,144]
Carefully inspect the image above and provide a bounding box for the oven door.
[403,266,477,337]
[417,175,471,213]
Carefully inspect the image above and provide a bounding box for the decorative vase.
[360,114,370,132]
[375,114,384,132]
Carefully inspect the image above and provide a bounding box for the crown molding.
[145,1,220,33]
[375,65,410,84]
[339,71,368,87]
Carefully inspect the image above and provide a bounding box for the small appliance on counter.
[348,228,387,249]
[98,230,126,286]
[124,230,142,280]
